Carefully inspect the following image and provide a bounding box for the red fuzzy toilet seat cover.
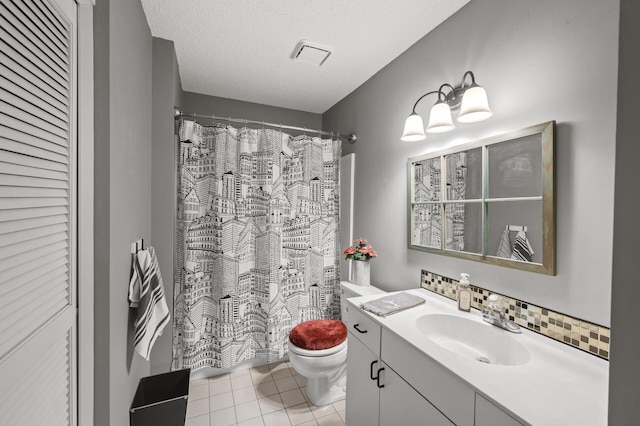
[289,320,347,350]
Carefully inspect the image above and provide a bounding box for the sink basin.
[415,314,532,366]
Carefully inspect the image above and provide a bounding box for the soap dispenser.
[457,273,471,312]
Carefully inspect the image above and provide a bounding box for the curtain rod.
[175,109,357,144]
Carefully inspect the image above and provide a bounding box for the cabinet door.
[380,363,455,426]
[346,332,381,426]
[475,394,524,426]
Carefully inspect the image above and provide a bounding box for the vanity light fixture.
[401,71,493,142]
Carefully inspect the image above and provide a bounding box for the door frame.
[77,1,95,425]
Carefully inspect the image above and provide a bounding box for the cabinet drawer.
[347,303,381,354]
[382,328,475,426]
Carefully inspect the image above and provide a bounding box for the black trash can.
[130,369,190,426]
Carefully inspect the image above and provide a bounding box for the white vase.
[351,260,371,286]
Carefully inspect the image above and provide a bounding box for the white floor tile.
[188,361,349,426]
[250,366,274,383]
[258,394,285,415]
[210,378,232,396]
[271,367,293,380]
[280,388,306,408]
[210,406,237,426]
[263,409,292,426]
[331,399,345,412]
[310,403,336,420]
[300,387,309,402]
[189,378,210,389]
[292,374,307,388]
[316,413,344,426]
[189,383,210,401]
[233,386,258,404]
[237,416,266,426]
[230,368,251,378]
[255,381,279,398]
[185,412,210,426]
[210,391,234,412]
[186,397,209,419]
[268,361,288,372]
[275,376,298,393]
[231,374,254,390]
[209,373,231,383]
[286,403,315,425]
[337,410,346,423]
[235,399,262,423]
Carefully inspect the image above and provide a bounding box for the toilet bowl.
[288,283,387,406]
[288,320,348,406]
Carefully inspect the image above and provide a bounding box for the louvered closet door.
[0,0,77,425]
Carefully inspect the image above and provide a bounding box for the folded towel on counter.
[510,230,535,262]
[129,246,170,360]
[360,292,426,317]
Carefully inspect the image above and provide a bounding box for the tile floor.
[185,361,346,426]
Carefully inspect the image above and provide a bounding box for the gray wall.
[323,0,618,326]
[94,0,153,424]
[182,91,321,131]
[609,0,640,422]
[150,37,182,375]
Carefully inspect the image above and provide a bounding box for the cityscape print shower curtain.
[172,120,342,371]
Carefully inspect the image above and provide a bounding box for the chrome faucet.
[482,294,521,333]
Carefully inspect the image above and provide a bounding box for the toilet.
[288,281,386,406]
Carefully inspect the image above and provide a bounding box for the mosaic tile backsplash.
[421,270,610,360]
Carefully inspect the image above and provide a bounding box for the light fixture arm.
[411,90,445,114]
[460,70,477,88]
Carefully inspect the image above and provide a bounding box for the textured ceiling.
[141,0,469,114]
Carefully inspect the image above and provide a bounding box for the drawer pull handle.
[376,367,385,388]
[369,360,379,380]
[353,324,367,334]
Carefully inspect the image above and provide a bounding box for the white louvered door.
[0,0,77,425]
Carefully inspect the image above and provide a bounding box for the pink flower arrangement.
[343,238,378,261]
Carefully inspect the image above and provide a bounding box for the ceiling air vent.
[292,40,332,66]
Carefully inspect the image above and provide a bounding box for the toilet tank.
[339,281,386,323]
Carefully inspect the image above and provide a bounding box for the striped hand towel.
[510,230,535,262]
[496,228,512,258]
[129,247,170,360]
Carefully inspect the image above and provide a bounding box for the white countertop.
[347,288,609,426]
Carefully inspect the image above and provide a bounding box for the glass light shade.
[401,113,427,142]
[426,102,455,133]
[458,85,493,123]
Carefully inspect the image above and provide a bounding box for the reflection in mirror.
[407,121,555,275]
[445,202,482,254]
[488,135,542,199]
[411,203,441,249]
[413,157,441,202]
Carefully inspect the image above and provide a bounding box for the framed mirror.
[407,121,555,275]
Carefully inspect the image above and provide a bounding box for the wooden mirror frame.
[407,121,555,275]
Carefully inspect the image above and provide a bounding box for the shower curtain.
[172,120,342,371]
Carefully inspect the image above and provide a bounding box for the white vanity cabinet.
[347,302,526,426]
[346,306,454,426]
[379,363,454,426]
[475,394,523,426]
